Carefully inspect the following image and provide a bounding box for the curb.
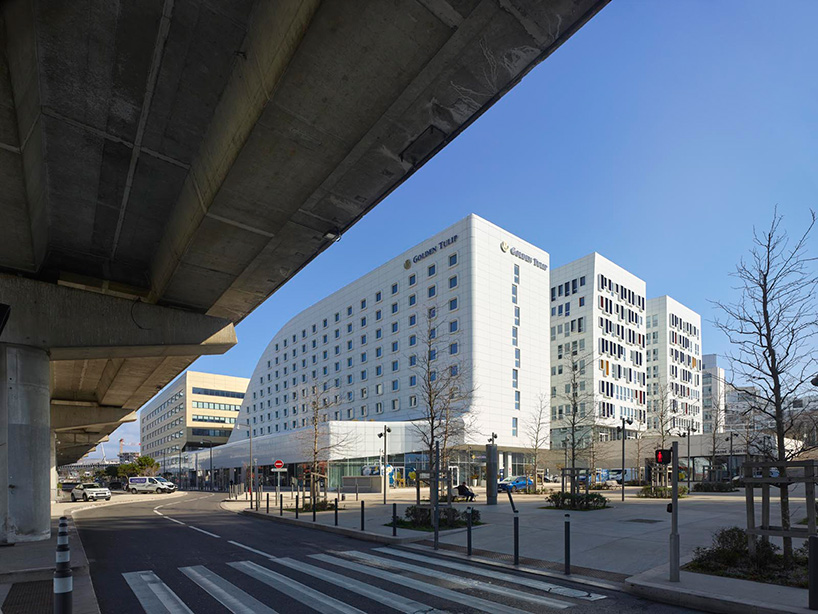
[239,509,441,545]
[0,517,89,585]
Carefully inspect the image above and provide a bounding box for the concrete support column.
[0,344,51,544]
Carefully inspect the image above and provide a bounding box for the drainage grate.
[626,518,664,524]
[2,580,52,614]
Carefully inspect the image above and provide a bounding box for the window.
[391,341,399,352]
[429,327,437,339]
[361,317,367,327]
[428,264,436,277]
[511,284,518,304]
[428,285,436,298]
[512,369,518,388]
[361,369,368,380]
[391,399,400,411]
[513,264,520,284]
[515,348,520,368]
[375,309,382,321]
[512,417,518,437]
[428,306,436,319]
[391,302,398,315]
[409,375,417,387]
[449,297,458,311]
[449,253,457,266]
[361,299,367,310]
[361,351,367,363]
[335,312,340,322]
[408,294,416,307]
[450,342,458,355]
[347,306,352,316]
[375,291,382,302]
[409,314,417,327]
[449,320,458,333]
[409,355,417,366]
[375,365,383,376]
[391,360,399,372]
[514,306,520,325]
[391,322,398,333]
[391,283,398,295]
[375,402,383,413]
[409,334,417,347]
[409,395,417,408]
[448,275,458,289]
[361,334,367,345]
[376,347,382,358]
[579,297,585,307]
[515,390,521,410]
[391,379,399,391]
[376,383,383,395]
[450,365,458,376]
[376,328,382,339]
[409,273,416,286]
[580,276,586,286]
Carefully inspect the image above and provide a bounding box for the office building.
[646,296,702,434]
[549,253,648,445]
[139,371,249,474]
[702,354,726,434]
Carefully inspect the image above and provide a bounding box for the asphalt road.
[75,491,698,614]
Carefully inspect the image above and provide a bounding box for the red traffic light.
[655,449,673,465]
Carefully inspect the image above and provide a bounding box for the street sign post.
[273,460,284,497]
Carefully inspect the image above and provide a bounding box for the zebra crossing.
[123,546,607,614]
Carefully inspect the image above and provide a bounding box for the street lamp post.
[377,426,391,505]
[619,417,633,501]
[725,432,738,479]
[683,424,697,490]
[199,440,214,491]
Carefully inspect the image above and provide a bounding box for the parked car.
[70,483,111,502]
[157,477,177,492]
[544,474,561,483]
[108,480,123,491]
[497,476,534,492]
[127,476,168,494]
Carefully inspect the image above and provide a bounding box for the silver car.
[71,483,111,502]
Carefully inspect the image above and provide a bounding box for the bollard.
[392,503,397,537]
[356,483,359,501]
[360,501,365,531]
[280,494,283,517]
[266,493,269,514]
[295,494,299,519]
[466,507,473,556]
[564,513,571,575]
[334,499,339,526]
[54,566,73,614]
[57,526,69,547]
[55,543,70,571]
[513,510,519,566]
[810,535,818,610]
[312,497,316,523]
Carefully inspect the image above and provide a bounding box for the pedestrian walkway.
[121,546,608,613]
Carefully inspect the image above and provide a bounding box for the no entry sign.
[273,459,284,469]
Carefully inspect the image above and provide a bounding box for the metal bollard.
[312,497,316,523]
[810,535,818,610]
[564,513,571,575]
[334,499,338,526]
[54,566,73,614]
[392,503,397,537]
[57,525,69,547]
[266,493,269,514]
[280,494,283,517]
[356,483,359,501]
[466,507,473,556]
[513,510,519,566]
[361,501,365,531]
[295,494,299,519]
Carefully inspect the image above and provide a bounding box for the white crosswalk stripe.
[122,548,608,614]
[123,570,194,614]
[339,550,574,610]
[311,553,533,614]
[374,546,607,601]
[230,560,367,614]
[179,565,276,614]
[270,556,446,614]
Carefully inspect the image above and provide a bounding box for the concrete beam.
[56,432,107,446]
[0,274,236,360]
[51,402,136,432]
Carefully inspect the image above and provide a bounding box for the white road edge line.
[153,509,164,516]
[190,526,220,538]
[227,540,276,559]
[167,517,185,525]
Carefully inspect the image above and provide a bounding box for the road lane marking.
[179,565,276,614]
[167,517,185,525]
[311,553,530,614]
[153,509,164,516]
[227,540,276,559]
[123,570,194,614]
[189,526,219,538]
[375,547,606,601]
[272,557,438,614]
[230,560,365,614]
[342,550,573,610]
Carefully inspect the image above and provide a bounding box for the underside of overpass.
[0,0,607,541]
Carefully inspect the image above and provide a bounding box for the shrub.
[637,485,688,498]
[691,527,781,575]
[546,492,608,510]
[299,499,334,512]
[693,482,737,493]
[403,505,479,528]
[590,481,615,490]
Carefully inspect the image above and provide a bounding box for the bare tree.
[525,393,550,493]
[297,378,355,503]
[713,208,817,565]
[552,350,596,491]
[411,306,476,498]
[632,418,647,484]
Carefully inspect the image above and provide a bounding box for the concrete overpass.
[0,0,608,542]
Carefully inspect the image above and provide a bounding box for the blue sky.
[100,1,817,457]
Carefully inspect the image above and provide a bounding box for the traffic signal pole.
[670,440,680,582]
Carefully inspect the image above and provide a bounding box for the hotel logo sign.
[500,241,548,271]
[407,234,458,268]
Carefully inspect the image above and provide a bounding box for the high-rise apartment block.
[645,296,702,434]
[549,254,647,444]
[702,354,726,434]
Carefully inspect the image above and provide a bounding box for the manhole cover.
[3,580,52,613]
[626,518,663,524]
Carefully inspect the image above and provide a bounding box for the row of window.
[144,390,184,421]
[191,387,245,399]
[192,414,237,424]
[550,275,586,301]
[598,274,645,311]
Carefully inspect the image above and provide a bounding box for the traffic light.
[655,449,673,465]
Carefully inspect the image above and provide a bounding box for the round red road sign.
[274,459,284,469]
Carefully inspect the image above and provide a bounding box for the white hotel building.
[189,214,551,487]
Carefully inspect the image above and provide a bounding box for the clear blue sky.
[101,1,817,457]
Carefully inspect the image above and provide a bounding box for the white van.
[127,476,168,494]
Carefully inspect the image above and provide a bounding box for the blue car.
[497,476,533,492]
